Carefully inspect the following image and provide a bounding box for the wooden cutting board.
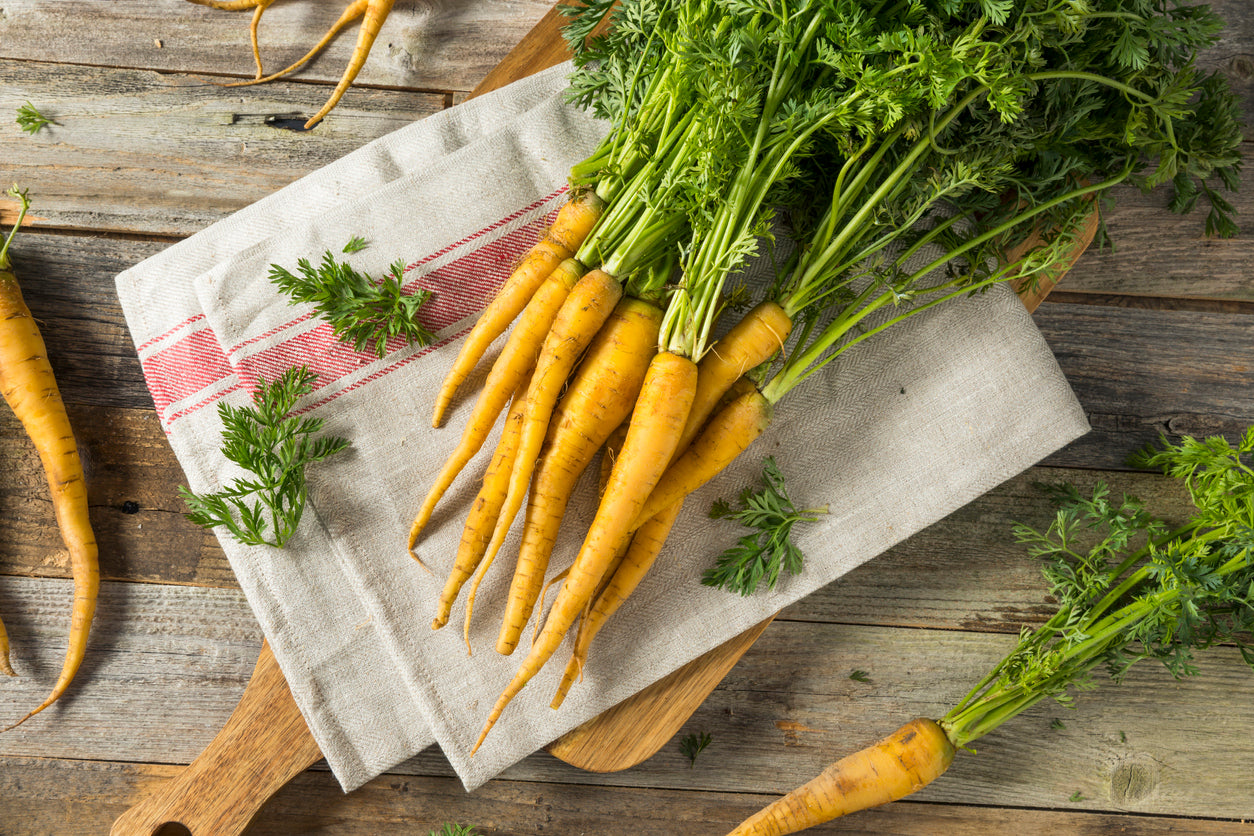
[110,7,1098,833]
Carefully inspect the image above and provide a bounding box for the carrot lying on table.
[0,187,100,731]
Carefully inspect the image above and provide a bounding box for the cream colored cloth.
[116,63,1089,792]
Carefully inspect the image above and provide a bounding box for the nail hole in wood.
[154,824,192,836]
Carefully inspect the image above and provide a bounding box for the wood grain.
[108,642,321,836]
[1,0,1252,832]
[7,756,1252,836]
[4,575,1254,822]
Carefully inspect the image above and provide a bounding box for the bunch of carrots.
[0,186,101,732]
[401,0,1241,753]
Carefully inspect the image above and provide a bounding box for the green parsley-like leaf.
[16,102,54,134]
[1070,791,1087,803]
[428,825,480,836]
[703,458,826,596]
[679,730,712,767]
[269,250,436,359]
[849,669,871,683]
[179,366,349,548]
[342,236,369,254]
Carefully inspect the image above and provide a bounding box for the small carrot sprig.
[15,102,54,134]
[679,730,712,767]
[703,457,827,596]
[427,825,480,836]
[727,427,1254,835]
[268,244,435,360]
[179,367,349,548]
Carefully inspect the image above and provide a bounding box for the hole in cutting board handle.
[154,824,193,836]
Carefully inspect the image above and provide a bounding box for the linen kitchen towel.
[117,63,1091,792]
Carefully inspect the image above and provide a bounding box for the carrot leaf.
[15,102,54,134]
[179,366,349,548]
[703,457,826,596]
[678,730,712,767]
[268,248,436,359]
[940,427,1254,749]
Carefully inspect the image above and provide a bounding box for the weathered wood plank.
[2,577,1253,821]
[1037,302,1254,469]
[0,59,446,236]
[4,755,1251,836]
[0,0,557,94]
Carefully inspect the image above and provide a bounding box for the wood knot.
[1229,55,1254,81]
[1108,755,1158,804]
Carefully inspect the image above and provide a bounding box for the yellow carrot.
[473,351,698,752]
[409,258,584,547]
[1,187,100,732]
[634,388,773,530]
[223,0,368,90]
[431,368,533,633]
[476,270,622,592]
[726,719,956,835]
[302,0,396,129]
[551,498,682,708]
[432,192,605,427]
[185,0,278,78]
[549,304,793,702]
[684,300,790,449]
[0,615,14,677]
[496,297,661,655]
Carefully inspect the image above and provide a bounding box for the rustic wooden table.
[2,2,1253,834]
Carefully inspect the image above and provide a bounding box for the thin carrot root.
[634,388,773,530]
[495,298,661,656]
[432,191,606,427]
[1,191,101,730]
[301,0,396,129]
[222,0,368,89]
[409,259,583,548]
[551,498,682,708]
[431,369,533,632]
[475,270,623,623]
[186,0,277,77]
[726,719,956,836]
[473,352,698,753]
[0,615,14,677]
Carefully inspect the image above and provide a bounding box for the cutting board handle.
[110,641,322,836]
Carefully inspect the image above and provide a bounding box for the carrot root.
[301,0,396,128]
[494,295,659,656]
[1,215,101,730]
[684,300,791,450]
[726,719,956,835]
[409,259,583,548]
[431,369,533,632]
[0,615,14,677]
[551,498,682,708]
[474,270,624,630]
[222,0,368,90]
[473,351,698,753]
[432,191,606,427]
[635,388,773,529]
